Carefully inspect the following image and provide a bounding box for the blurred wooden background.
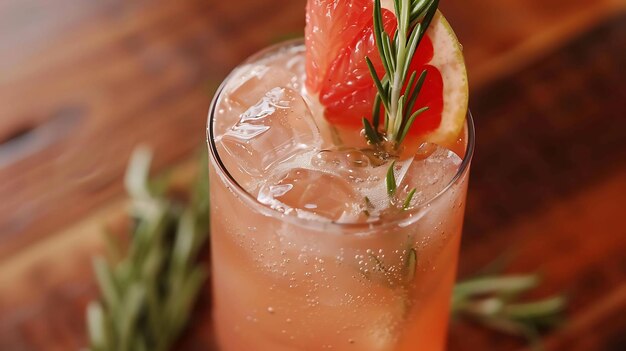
[1,0,626,350]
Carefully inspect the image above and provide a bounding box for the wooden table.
[1,0,626,350]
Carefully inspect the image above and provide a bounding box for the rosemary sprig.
[452,274,566,350]
[86,148,210,351]
[363,0,439,148]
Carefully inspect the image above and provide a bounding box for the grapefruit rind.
[422,12,468,145]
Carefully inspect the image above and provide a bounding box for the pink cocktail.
[207,37,473,350]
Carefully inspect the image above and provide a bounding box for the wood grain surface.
[1,0,625,350]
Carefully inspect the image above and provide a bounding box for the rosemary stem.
[388,0,410,142]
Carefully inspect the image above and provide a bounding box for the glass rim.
[207,39,475,233]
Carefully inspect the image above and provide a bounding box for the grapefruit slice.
[305,1,468,145]
[305,0,373,93]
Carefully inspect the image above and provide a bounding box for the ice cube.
[396,143,462,208]
[311,148,372,182]
[257,168,365,222]
[355,160,403,215]
[226,57,305,109]
[217,87,322,190]
[214,54,307,133]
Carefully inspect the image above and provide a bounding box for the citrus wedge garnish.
[305,0,468,145]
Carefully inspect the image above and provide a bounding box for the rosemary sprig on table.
[452,274,566,350]
[86,148,209,351]
[88,148,565,350]
[363,0,439,148]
